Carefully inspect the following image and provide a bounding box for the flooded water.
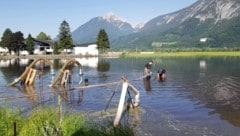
[1,57,240,136]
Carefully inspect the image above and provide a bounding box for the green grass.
[0,105,23,136]
[0,106,135,136]
[121,51,240,58]
[19,107,61,136]
[76,120,135,136]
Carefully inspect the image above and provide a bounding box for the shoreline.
[122,51,240,57]
[1,51,240,59]
[0,52,122,59]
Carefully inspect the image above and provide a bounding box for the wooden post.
[25,68,38,85]
[60,70,70,86]
[28,69,38,85]
[114,82,128,126]
[25,68,33,85]
[57,95,62,136]
[13,122,17,136]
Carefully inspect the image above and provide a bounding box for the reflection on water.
[143,77,151,91]
[97,59,110,72]
[16,85,37,102]
[51,87,84,106]
[213,77,240,109]
[1,57,240,135]
[199,60,206,69]
[0,59,30,67]
[75,57,98,68]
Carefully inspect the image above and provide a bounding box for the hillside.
[111,0,240,50]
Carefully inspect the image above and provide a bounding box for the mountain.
[71,12,136,44]
[112,0,240,49]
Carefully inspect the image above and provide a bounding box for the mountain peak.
[133,23,145,30]
[102,12,127,23]
[71,12,135,44]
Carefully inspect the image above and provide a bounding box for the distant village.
[0,39,99,56]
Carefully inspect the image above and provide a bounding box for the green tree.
[0,28,14,53]
[58,20,73,52]
[53,42,59,54]
[12,31,25,56]
[26,34,35,54]
[96,29,110,53]
[36,32,51,40]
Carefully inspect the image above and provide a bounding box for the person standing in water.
[144,60,153,79]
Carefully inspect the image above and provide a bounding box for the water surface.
[1,57,240,136]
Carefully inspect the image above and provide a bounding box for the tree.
[26,34,35,54]
[58,20,73,52]
[96,29,110,53]
[0,29,25,55]
[12,31,25,56]
[36,32,51,40]
[0,28,14,51]
[53,42,59,54]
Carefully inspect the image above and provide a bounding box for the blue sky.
[0,0,197,38]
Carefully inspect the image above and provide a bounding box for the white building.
[74,43,98,56]
[33,39,54,54]
[200,38,209,43]
[0,47,8,55]
[20,50,29,55]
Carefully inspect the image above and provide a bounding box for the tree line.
[0,20,110,55]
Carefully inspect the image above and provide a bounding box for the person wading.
[144,60,153,79]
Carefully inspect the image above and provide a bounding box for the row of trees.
[0,29,52,55]
[55,20,110,54]
[0,20,110,55]
[0,29,26,55]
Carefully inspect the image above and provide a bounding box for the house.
[73,43,98,56]
[33,39,54,54]
[0,47,8,55]
[0,39,54,55]
[200,38,209,43]
[0,46,29,55]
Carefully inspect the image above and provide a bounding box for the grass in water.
[74,120,135,136]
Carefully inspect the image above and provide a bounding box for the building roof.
[33,38,55,46]
[74,42,96,47]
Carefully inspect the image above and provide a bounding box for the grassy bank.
[0,106,135,136]
[121,51,240,58]
[2,51,239,59]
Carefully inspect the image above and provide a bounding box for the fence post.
[114,82,128,126]
[13,122,17,136]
